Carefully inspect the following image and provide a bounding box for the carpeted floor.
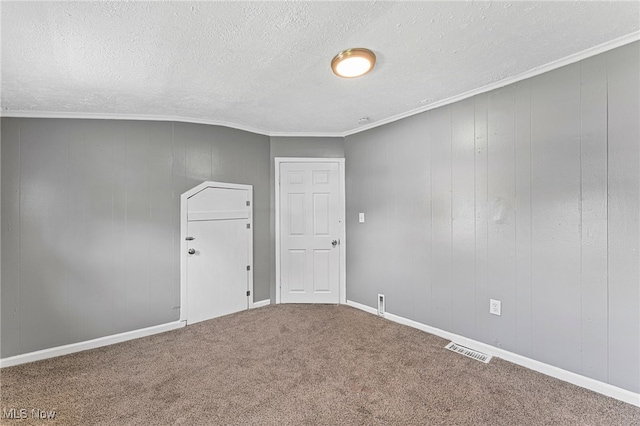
[1,304,639,425]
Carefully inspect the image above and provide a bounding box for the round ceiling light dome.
[331,48,376,78]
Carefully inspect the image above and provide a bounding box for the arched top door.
[180,182,253,324]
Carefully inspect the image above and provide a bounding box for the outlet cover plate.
[490,299,501,316]
[377,293,385,316]
[359,213,365,223]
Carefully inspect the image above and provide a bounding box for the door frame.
[275,158,346,304]
[180,181,254,323]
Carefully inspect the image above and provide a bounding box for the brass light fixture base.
[331,48,376,78]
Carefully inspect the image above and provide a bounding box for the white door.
[279,162,341,303]
[186,185,252,324]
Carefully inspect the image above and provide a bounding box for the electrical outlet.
[490,299,501,316]
[359,213,365,223]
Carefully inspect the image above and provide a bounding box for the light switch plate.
[359,213,365,223]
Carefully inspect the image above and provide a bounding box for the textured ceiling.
[2,1,639,136]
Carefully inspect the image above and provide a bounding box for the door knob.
[188,248,196,255]
[331,240,338,247]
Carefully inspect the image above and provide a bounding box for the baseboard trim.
[0,321,186,368]
[252,299,271,309]
[346,300,379,315]
[345,300,640,407]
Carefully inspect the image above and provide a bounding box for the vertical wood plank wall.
[606,43,640,394]
[345,42,640,393]
[1,119,270,358]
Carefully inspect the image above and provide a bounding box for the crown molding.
[343,31,640,137]
[268,131,346,138]
[2,31,638,139]
[0,110,348,138]
[0,110,275,137]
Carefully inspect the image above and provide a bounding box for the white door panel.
[187,219,248,324]
[186,185,251,324]
[280,162,340,304]
[188,187,249,214]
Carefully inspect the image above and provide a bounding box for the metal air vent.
[444,342,492,363]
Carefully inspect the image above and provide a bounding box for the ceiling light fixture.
[331,48,376,78]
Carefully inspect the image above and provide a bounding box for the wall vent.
[444,342,492,363]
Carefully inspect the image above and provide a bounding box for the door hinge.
[246,223,251,229]
[247,265,251,271]
[246,290,251,296]
[246,200,250,207]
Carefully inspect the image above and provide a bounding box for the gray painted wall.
[1,118,270,357]
[345,42,640,393]
[269,137,345,301]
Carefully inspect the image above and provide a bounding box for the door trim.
[275,158,346,304]
[180,181,254,323]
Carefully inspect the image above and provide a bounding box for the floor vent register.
[444,342,492,363]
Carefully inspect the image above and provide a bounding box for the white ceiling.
[2,1,639,136]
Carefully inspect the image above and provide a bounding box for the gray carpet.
[1,304,639,425]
